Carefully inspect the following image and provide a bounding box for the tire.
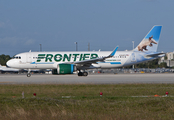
[27,73,31,77]
[78,72,83,76]
[83,72,88,76]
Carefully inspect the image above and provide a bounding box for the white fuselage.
[6,50,161,70]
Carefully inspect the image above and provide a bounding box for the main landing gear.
[78,71,88,76]
[27,69,31,77]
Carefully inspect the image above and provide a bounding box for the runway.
[0,73,174,84]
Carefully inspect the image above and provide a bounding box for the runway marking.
[62,96,75,98]
[131,95,174,97]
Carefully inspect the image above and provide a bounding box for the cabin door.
[26,54,32,63]
[131,52,136,62]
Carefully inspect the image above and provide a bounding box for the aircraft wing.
[145,53,165,57]
[73,46,119,65]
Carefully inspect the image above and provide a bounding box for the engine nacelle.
[52,64,76,74]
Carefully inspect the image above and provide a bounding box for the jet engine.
[52,64,76,74]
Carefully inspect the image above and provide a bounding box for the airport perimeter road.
[0,73,174,84]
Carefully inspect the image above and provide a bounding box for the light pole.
[132,41,134,50]
[74,42,78,51]
[88,42,90,51]
[40,44,42,52]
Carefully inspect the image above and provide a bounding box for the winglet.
[73,46,119,65]
[109,46,119,57]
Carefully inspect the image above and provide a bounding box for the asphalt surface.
[0,73,174,84]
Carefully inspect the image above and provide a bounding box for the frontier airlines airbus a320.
[7,25,164,77]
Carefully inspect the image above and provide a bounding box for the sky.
[0,0,174,56]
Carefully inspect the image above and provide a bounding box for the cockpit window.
[13,56,21,59]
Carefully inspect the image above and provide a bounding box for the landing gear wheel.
[27,73,31,77]
[83,72,88,76]
[78,72,83,76]
[78,72,88,76]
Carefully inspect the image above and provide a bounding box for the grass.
[0,84,174,120]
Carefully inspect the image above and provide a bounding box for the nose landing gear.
[27,73,31,77]
[27,69,31,77]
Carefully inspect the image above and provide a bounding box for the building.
[159,52,174,67]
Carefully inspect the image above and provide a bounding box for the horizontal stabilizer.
[145,53,165,57]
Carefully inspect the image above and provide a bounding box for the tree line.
[125,59,167,69]
[0,54,11,66]
[135,59,167,68]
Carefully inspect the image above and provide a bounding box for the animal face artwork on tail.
[135,26,162,52]
[137,35,157,51]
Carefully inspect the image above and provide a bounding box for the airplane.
[6,25,165,77]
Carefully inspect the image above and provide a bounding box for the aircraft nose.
[6,60,13,67]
